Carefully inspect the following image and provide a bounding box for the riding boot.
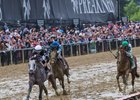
[47,63,51,70]
[62,58,67,70]
[58,53,67,70]
[58,58,66,70]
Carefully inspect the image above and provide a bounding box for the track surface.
[0,47,140,100]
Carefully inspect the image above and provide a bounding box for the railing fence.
[0,38,140,66]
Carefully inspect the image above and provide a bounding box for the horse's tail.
[135,65,139,78]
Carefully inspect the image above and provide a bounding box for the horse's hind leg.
[64,69,71,93]
[116,74,122,92]
[65,69,70,84]
[26,83,33,100]
[131,72,135,92]
[64,60,71,84]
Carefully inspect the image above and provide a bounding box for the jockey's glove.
[57,50,60,54]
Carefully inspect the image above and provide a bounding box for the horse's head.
[118,46,128,63]
[119,46,127,55]
[28,58,36,74]
[50,49,58,65]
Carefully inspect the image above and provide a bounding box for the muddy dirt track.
[0,47,140,100]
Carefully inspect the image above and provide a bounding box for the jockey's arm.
[128,44,132,53]
[125,46,133,58]
[49,44,53,51]
[57,44,62,54]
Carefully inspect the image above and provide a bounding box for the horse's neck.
[32,62,47,83]
[36,62,43,70]
[119,53,129,69]
[35,62,46,76]
[51,60,63,72]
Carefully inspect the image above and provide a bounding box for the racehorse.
[26,57,59,100]
[116,47,139,93]
[49,48,70,95]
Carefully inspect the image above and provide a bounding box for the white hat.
[34,45,42,51]
[50,34,56,38]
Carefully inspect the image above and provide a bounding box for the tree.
[131,10,140,21]
[120,0,130,17]
[124,0,140,21]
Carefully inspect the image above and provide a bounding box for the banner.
[0,0,118,22]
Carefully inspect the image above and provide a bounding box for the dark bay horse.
[26,58,59,100]
[49,49,70,95]
[116,47,139,93]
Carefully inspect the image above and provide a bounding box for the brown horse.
[49,48,70,95]
[116,47,139,93]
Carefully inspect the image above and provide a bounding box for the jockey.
[121,40,135,69]
[49,35,67,69]
[32,44,50,72]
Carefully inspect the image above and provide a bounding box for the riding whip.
[108,43,117,58]
[109,50,117,58]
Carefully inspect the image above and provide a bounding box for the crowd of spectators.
[0,22,140,50]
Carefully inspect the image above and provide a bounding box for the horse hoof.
[55,90,60,96]
[26,96,29,100]
[55,92,60,96]
[123,92,126,95]
[39,98,42,100]
[119,88,122,92]
[63,90,68,95]
[68,80,71,84]
[46,96,49,100]
[132,89,135,92]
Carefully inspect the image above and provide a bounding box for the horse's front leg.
[61,77,67,95]
[116,73,122,92]
[26,83,33,100]
[42,84,49,100]
[123,72,129,94]
[48,75,59,96]
[39,85,43,100]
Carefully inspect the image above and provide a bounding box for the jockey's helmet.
[51,41,59,50]
[122,41,128,47]
[52,41,59,46]
[50,34,56,39]
[34,45,42,53]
